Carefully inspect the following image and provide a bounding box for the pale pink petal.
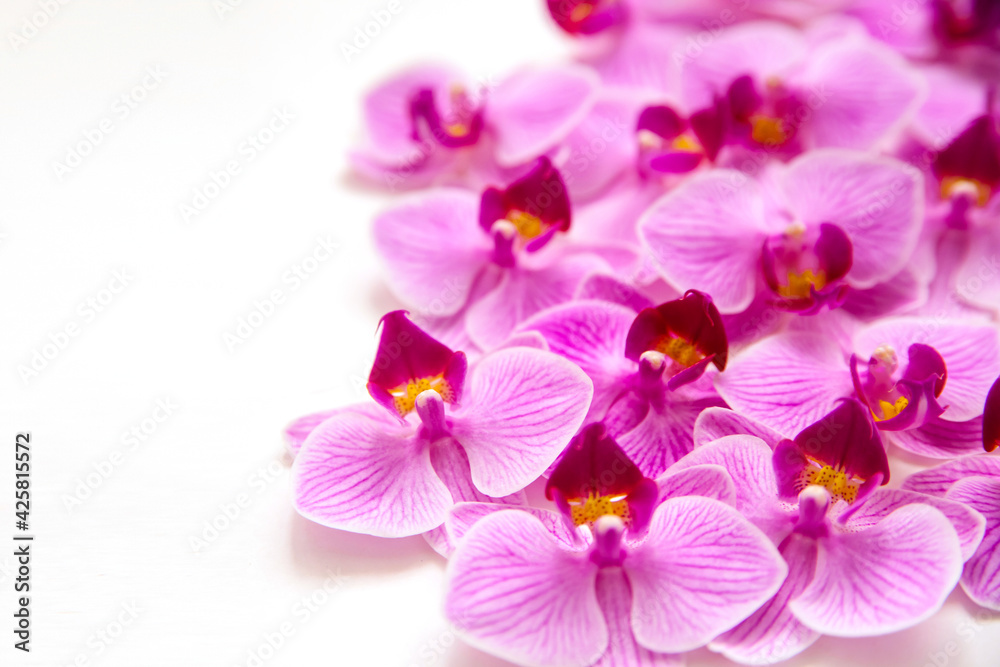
[373,188,490,316]
[284,409,337,456]
[594,569,684,667]
[490,65,600,167]
[714,332,854,436]
[790,504,963,636]
[711,533,821,665]
[888,415,985,459]
[953,224,1000,312]
[626,497,788,653]
[844,488,985,561]
[911,66,988,147]
[446,502,579,552]
[445,510,607,667]
[587,23,687,96]
[639,170,771,314]
[693,407,788,449]
[451,347,593,497]
[903,454,1000,497]
[947,477,1000,611]
[781,150,922,289]
[854,318,1000,422]
[558,97,640,201]
[795,40,923,150]
[292,411,452,537]
[656,464,736,506]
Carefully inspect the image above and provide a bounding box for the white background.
[2,0,998,665]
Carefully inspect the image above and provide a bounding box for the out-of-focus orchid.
[291,311,593,543]
[546,0,629,35]
[443,423,787,667]
[672,400,982,664]
[518,291,727,477]
[715,317,1000,457]
[640,149,923,315]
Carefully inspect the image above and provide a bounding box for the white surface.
[2,0,998,665]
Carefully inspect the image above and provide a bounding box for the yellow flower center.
[568,493,630,527]
[940,176,991,207]
[778,269,827,299]
[874,396,909,422]
[751,115,788,146]
[653,335,703,368]
[797,461,863,504]
[670,133,701,153]
[390,374,453,417]
[506,209,545,239]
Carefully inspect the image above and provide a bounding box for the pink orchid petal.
[626,496,788,653]
[586,23,687,96]
[594,568,684,667]
[888,415,985,459]
[854,318,1000,422]
[447,502,579,552]
[790,504,964,636]
[680,22,806,112]
[781,150,922,289]
[490,65,600,167]
[466,253,610,350]
[844,488,986,561]
[946,477,1000,610]
[558,97,640,201]
[655,463,736,506]
[711,533,822,665]
[795,40,923,150]
[292,410,452,537]
[840,267,928,320]
[284,408,340,456]
[639,170,772,314]
[451,347,593,497]
[714,332,855,437]
[952,224,1000,312]
[516,300,637,420]
[445,510,607,667]
[673,434,796,544]
[903,454,1000,497]
[616,395,723,479]
[373,188,490,316]
[911,66,988,147]
[693,406,788,449]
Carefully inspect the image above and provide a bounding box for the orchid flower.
[640,149,923,316]
[546,0,628,35]
[291,311,593,546]
[373,157,615,350]
[679,22,923,156]
[671,399,983,664]
[904,449,1000,611]
[351,63,600,189]
[716,317,1000,458]
[518,291,727,477]
[443,423,787,667]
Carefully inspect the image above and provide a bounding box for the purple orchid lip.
[545,422,657,535]
[762,222,853,314]
[545,0,627,35]
[773,399,889,505]
[985,375,1000,452]
[637,105,705,174]
[933,115,1000,207]
[366,310,468,419]
[479,156,571,255]
[850,343,948,432]
[935,0,1000,45]
[409,85,484,149]
[624,290,728,389]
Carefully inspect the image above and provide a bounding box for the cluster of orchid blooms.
[288,1,1000,665]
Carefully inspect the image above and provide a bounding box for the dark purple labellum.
[985,375,1000,452]
[366,311,467,419]
[409,86,484,149]
[545,423,656,532]
[934,0,1000,45]
[773,399,889,505]
[932,115,1000,207]
[479,157,571,254]
[624,290,728,389]
[546,0,627,35]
